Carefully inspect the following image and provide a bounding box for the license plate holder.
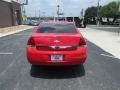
[51,55,63,61]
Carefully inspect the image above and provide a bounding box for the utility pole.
[20,0,28,14]
[97,0,100,26]
[39,10,40,20]
[35,9,37,18]
[20,0,28,24]
[42,12,46,20]
[57,5,60,20]
[116,0,120,17]
[117,0,120,35]
[118,0,120,19]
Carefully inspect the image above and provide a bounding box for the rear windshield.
[37,23,77,33]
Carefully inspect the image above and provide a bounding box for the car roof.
[41,21,75,24]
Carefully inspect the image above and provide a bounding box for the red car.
[26,21,87,66]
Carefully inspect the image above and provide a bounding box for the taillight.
[27,37,35,47]
[79,37,86,47]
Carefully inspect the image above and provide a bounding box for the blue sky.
[24,0,117,17]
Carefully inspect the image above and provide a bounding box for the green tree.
[85,7,97,18]
[84,6,98,24]
[100,1,120,24]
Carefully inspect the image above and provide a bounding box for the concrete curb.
[0,27,33,38]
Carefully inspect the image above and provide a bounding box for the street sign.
[18,0,28,5]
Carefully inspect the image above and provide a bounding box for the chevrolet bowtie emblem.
[54,40,60,43]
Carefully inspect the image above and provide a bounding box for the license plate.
[51,55,63,61]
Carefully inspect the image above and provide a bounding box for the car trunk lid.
[32,33,81,50]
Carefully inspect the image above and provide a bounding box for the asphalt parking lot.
[0,29,120,90]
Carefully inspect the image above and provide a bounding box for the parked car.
[37,20,43,26]
[26,21,87,66]
[29,20,38,26]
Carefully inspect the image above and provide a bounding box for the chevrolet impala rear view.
[26,22,87,66]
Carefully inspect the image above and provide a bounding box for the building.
[0,0,22,28]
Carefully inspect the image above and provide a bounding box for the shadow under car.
[30,65,85,79]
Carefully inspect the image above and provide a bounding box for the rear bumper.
[26,47,87,66]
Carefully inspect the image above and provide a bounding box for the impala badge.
[54,40,60,43]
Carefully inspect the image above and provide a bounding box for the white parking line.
[0,52,13,55]
[100,54,117,59]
